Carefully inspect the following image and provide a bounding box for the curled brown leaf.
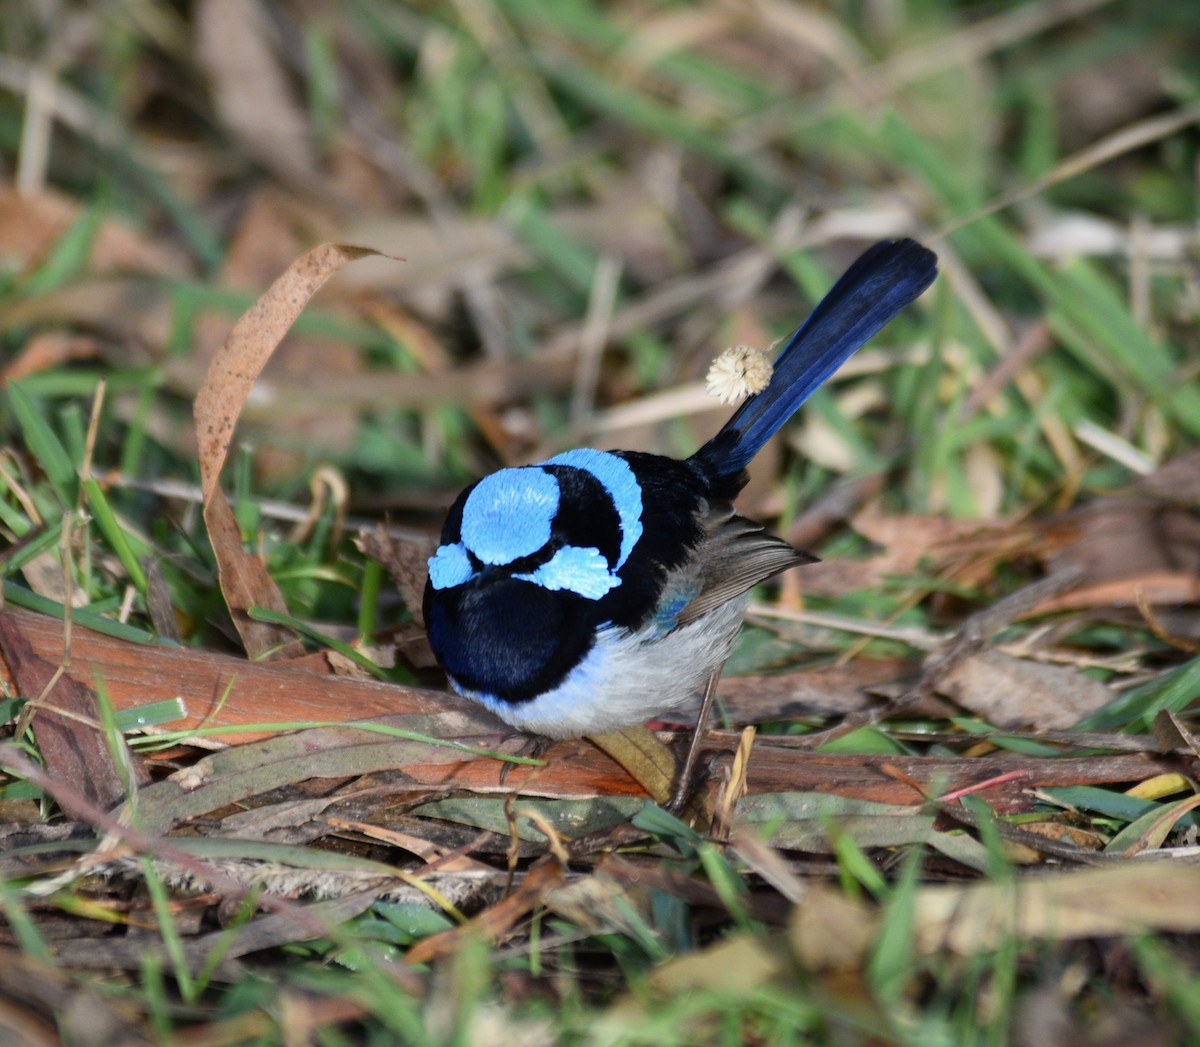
[193,242,393,659]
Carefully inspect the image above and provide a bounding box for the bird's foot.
[498,731,552,786]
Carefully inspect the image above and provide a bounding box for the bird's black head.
[422,460,629,702]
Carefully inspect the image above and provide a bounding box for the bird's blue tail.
[691,238,937,484]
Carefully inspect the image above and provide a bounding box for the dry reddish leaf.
[0,608,1181,808]
[402,737,654,800]
[0,612,148,816]
[937,649,1116,729]
[193,241,386,659]
[800,569,1086,751]
[734,746,1178,811]
[1038,511,1189,610]
[0,607,480,745]
[408,736,1177,808]
[853,507,1005,566]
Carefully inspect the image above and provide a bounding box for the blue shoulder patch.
[461,467,560,566]
[517,545,622,600]
[651,579,701,635]
[545,449,643,569]
[428,542,474,590]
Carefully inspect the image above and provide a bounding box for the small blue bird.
[424,239,937,783]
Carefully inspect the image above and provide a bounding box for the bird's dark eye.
[540,465,623,568]
[501,543,557,575]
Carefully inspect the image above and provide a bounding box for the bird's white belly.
[451,596,750,738]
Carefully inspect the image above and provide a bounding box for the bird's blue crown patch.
[461,467,559,565]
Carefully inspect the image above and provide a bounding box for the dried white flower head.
[705,344,774,405]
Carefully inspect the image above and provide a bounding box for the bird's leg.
[498,731,552,786]
[667,666,723,814]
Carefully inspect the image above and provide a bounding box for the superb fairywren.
[424,239,937,792]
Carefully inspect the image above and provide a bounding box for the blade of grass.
[866,846,923,1004]
[1,580,169,645]
[6,381,78,505]
[81,477,149,593]
[141,854,196,1000]
[246,606,406,681]
[1076,656,1200,732]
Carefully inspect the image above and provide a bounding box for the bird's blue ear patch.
[461,467,560,566]
[517,545,622,600]
[428,542,473,590]
[545,449,643,569]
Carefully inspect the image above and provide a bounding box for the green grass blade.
[5,381,78,505]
